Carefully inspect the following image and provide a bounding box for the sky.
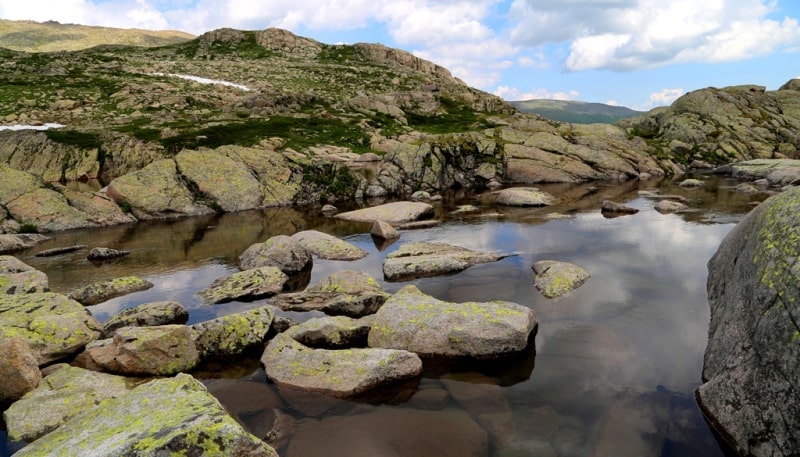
[1,0,799,110]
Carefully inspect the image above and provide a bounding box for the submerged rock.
[382,241,505,281]
[239,234,312,274]
[199,266,288,304]
[495,187,554,207]
[698,186,800,456]
[101,300,189,337]
[86,246,130,261]
[335,201,434,223]
[13,374,277,456]
[68,276,153,306]
[34,244,86,257]
[261,333,422,397]
[191,306,275,359]
[290,230,368,260]
[678,178,704,187]
[368,285,537,358]
[0,255,49,294]
[271,270,389,317]
[0,293,102,365]
[532,260,590,299]
[0,337,41,404]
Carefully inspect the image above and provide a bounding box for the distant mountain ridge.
[511,99,644,124]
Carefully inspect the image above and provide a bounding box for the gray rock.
[411,190,431,200]
[191,306,275,359]
[284,315,372,348]
[199,266,288,304]
[678,178,704,187]
[12,374,277,457]
[0,255,49,294]
[290,230,368,260]
[68,276,153,306]
[368,285,537,358]
[718,159,800,187]
[382,241,505,281]
[3,366,135,442]
[0,338,41,404]
[261,333,422,397]
[532,260,590,299]
[365,184,387,197]
[0,234,50,254]
[654,200,689,213]
[735,183,760,194]
[697,186,800,456]
[495,187,554,207]
[239,235,312,274]
[0,293,102,365]
[371,219,399,240]
[601,200,639,215]
[320,204,338,214]
[335,201,434,223]
[86,247,130,261]
[102,301,189,337]
[271,270,389,317]
[175,148,265,212]
[34,245,86,257]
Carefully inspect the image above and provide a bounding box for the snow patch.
[0,123,64,131]
[151,73,250,91]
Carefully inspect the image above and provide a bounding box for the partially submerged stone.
[34,245,86,257]
[532,260,591,299]
[3,366,136,442]
[0,293,102,365]
[654,200,688,213]
[495,187,554,207]
[290,230,368,260]
[86,247,130,261]
[102,301,189,338]
[13,374,277,457]
[199,266,288,304]
[271,270,389,317]
[368,285,537,358]
[0,255,49,294]
[68,276,153,306]
[335,201,434,223]
[284,315,372,348]
[601,200,639,216]
[678,178,704,187]
[371,219,399,240]
[0,338,41,404]
[239,235,312,274]
[0,234,50,254]
[382,241,505,281]
[191,306,275,359]
[261,333,422,397]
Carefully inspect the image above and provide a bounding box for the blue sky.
[1,0,798,110]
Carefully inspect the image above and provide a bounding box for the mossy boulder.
[284,315,372,348]
[199,266,288,304]
[697,186,800,456]
[382,241,505,281]
[175,148,264,211]
[261,333,422,397]
[495,187,554,207]
[335,201,434,223]
[531,260,590,299]
[102,301,189,337]
[12,373,277,457]
[191,306,275,359]
[271,270,390,317]
[238,234,312,274]
[0,292,102,365]
[3,366,136,442]
[0,255,49,294]
[290,230,368,260]
[368,284,537,358]
[68,276,153,306]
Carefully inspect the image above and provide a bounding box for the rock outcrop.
[698,186,800,456]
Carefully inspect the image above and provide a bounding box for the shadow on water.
[3,175,766,456]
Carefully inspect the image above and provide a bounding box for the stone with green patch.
[382,241,505,281]
[199,266,288,304]
[68,275,153,306]
[532,260,590,299]
[271,270,389,317]
[0,255,49,294]
[290,230,368,260]
[191,305,275,359]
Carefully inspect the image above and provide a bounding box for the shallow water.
[3,175,763,456]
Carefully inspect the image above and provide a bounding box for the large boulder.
[697,187,800,456]
[335,201,434,223]
[261,333,422,397]
[239,235,312,274]
[12,374,277,457]
[191,306,275,359]
[368,285,537,358]
[3,366,136,442]
[271,270,389,317]
[0,337,41,404]
[290,230,368,260]
[67,276,153,306]
[532,260,590,299]
[0,293,102,365]
[175,148,265,211]
[0,255,49,294]
[382,241,505,281]
[101,300,189,337]
[199,266,288,304]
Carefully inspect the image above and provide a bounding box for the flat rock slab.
[3,366,136,442]
[0,292,102,365]
[495,187,555,207]
[290,230,367,260]
[0,255,49,294]
[382,242,505,281]
[271,270,389,317]
[34,245,86,257]
[335,201,434,223]
[239,235,312,274]
[102,301,189,338]
[368,285,537,358]
[13,374,277,457]
[261,333,422,397]
[68,276,153,306]
[199,266,288,304]
[191,306,275,359]
[532,260,591,299]
[0,234,50,254]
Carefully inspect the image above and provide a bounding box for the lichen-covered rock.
[60,187,137,227]
[284,315,372,348]
[0,337,41,404]
[6,188,103,232]
[697,186,800,456]
[68,276,153,306]
[382,241,505,281]
[102,301,189,338]
[261,333,422,397]
[3,366,136,442]
[75,325,199,376]
[199,266,288,304]
[0,293,102,365]
[368,285,537,358]
[191,306,275,359]
[0,234,50,254]
[290,230,368,260]
[175,148,264,211]
[239,234,312,274]
[12,373,277,457]
[0,255,49,294]
[0,163,43,206]
[335,201,434,223]
[86,247,130,261]
[371,219,399,240]
[271,270,389,317]
[105,158,214,220]
[217,145,301,207]
[601,200,639,215]
[531,260,590,299]
[495,187,554,207]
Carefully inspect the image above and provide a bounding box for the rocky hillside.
[511,99,643,124]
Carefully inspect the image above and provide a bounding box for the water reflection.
[7,175,761,456]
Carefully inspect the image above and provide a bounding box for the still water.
[3,176,760,456]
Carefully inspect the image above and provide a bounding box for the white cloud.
[632,87,684,110]
[494,86,580,101]
[606,100,619,106]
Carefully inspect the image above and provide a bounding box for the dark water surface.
[3,175,764,456]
